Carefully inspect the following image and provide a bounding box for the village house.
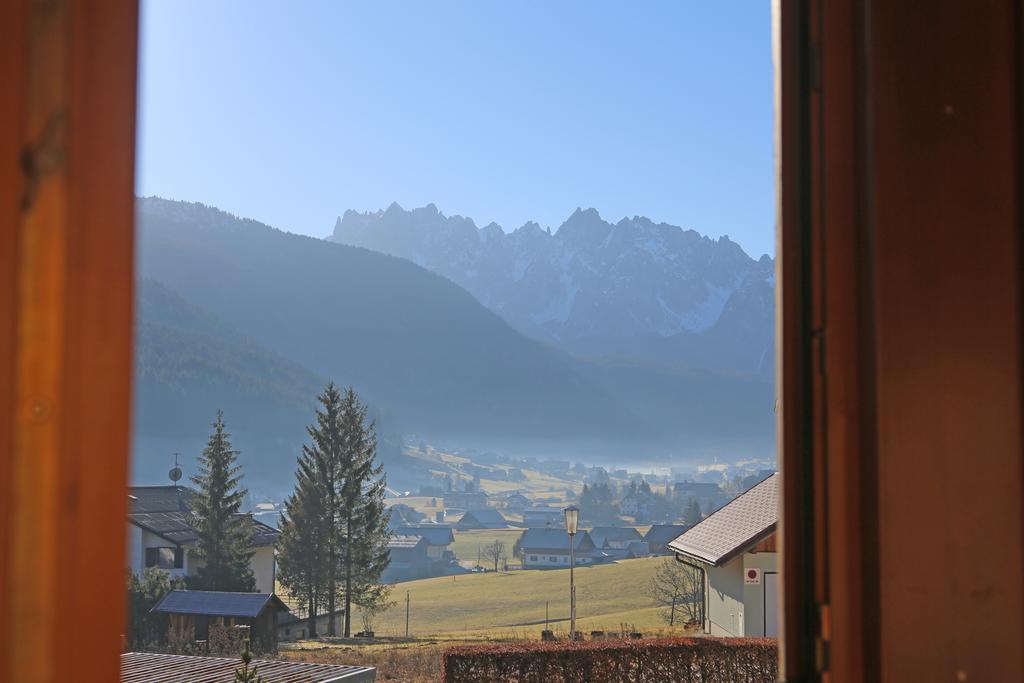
[669,473,778,637]
[456,508,508,530]
[126,486,279,593]
[442,489,489,511]
[521,506,564,528]
[379,535,431,583]
[643,524,691,555]
[517,528,596,568]
[391,525,455,559]
[617,492,652,520]
[589,526,643,550]
[504,492,531,512]
[672,480,728,515]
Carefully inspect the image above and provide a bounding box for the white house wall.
[706,560,745,636]
[251,546,276,593]
[522,552,593,569]
[702,550,779,638]
[742,551,778,637]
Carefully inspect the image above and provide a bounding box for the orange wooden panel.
[1,1,138,681]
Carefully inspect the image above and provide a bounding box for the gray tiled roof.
[127,485,279,548]
[589,526,643,546]
[151,590,288,618]
[519,528,595,553]
[387,535,427,549]
[643,524,692,545]
[121,652,375,683]
[129,486,195,513]
[392,525,454,545]
[668,473,778,566]
[459,508,506,524]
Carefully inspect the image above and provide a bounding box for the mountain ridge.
[329,203,774,376]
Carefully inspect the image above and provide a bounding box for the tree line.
[128,383,390,647]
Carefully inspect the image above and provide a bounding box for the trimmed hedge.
[442,637,778,682]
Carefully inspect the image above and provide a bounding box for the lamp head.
[564,504,580,535]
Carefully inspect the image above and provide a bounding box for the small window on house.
[529,555,537,561]
[173,547,184,569]
[145,547,177,569]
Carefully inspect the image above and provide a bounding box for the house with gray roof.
[517,528,596,568]
[669,472,778,638]
[643,524,691,555]
[126,486,279,593]
[456,508,507,529]
[521,506,564,528]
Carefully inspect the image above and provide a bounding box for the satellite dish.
[169,466,182,483]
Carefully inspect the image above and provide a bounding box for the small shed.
[151,590,289,653]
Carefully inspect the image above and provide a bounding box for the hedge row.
[442,637,778,682]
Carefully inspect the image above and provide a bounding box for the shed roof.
[151,590,289,618]
[121,652,374,683]
[668,473,778,566]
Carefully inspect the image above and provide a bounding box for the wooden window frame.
[3,1,1023,680]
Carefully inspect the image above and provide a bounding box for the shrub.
[442,637,778,682]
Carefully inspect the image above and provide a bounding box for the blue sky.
[137,1,775,257]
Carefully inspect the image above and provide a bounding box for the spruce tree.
[336,387,391,638]
[299,383,345,636]
[277,453,326,636]
[189,411,255,591]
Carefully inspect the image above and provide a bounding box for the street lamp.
[564,505,579,639]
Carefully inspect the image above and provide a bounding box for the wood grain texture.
[1,1,138,680]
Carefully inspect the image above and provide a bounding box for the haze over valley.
[134,197,775,495]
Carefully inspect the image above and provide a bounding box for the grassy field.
[368,556,673,638]
[448,528,525,566]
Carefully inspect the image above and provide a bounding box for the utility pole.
[405,592,410,639]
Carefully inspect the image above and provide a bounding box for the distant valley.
[133,198,775,495]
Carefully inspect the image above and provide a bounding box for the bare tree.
[481,540,506,573]
[646,557,702,627]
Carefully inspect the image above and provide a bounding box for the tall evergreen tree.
[277,452,326,636]
[335,387,391,638]
[296,383,345,635]
[279,384,391,638]
[189,411,255,591]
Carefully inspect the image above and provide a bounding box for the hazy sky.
[137,1,775,257]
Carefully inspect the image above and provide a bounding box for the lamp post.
[564,504,579,640]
